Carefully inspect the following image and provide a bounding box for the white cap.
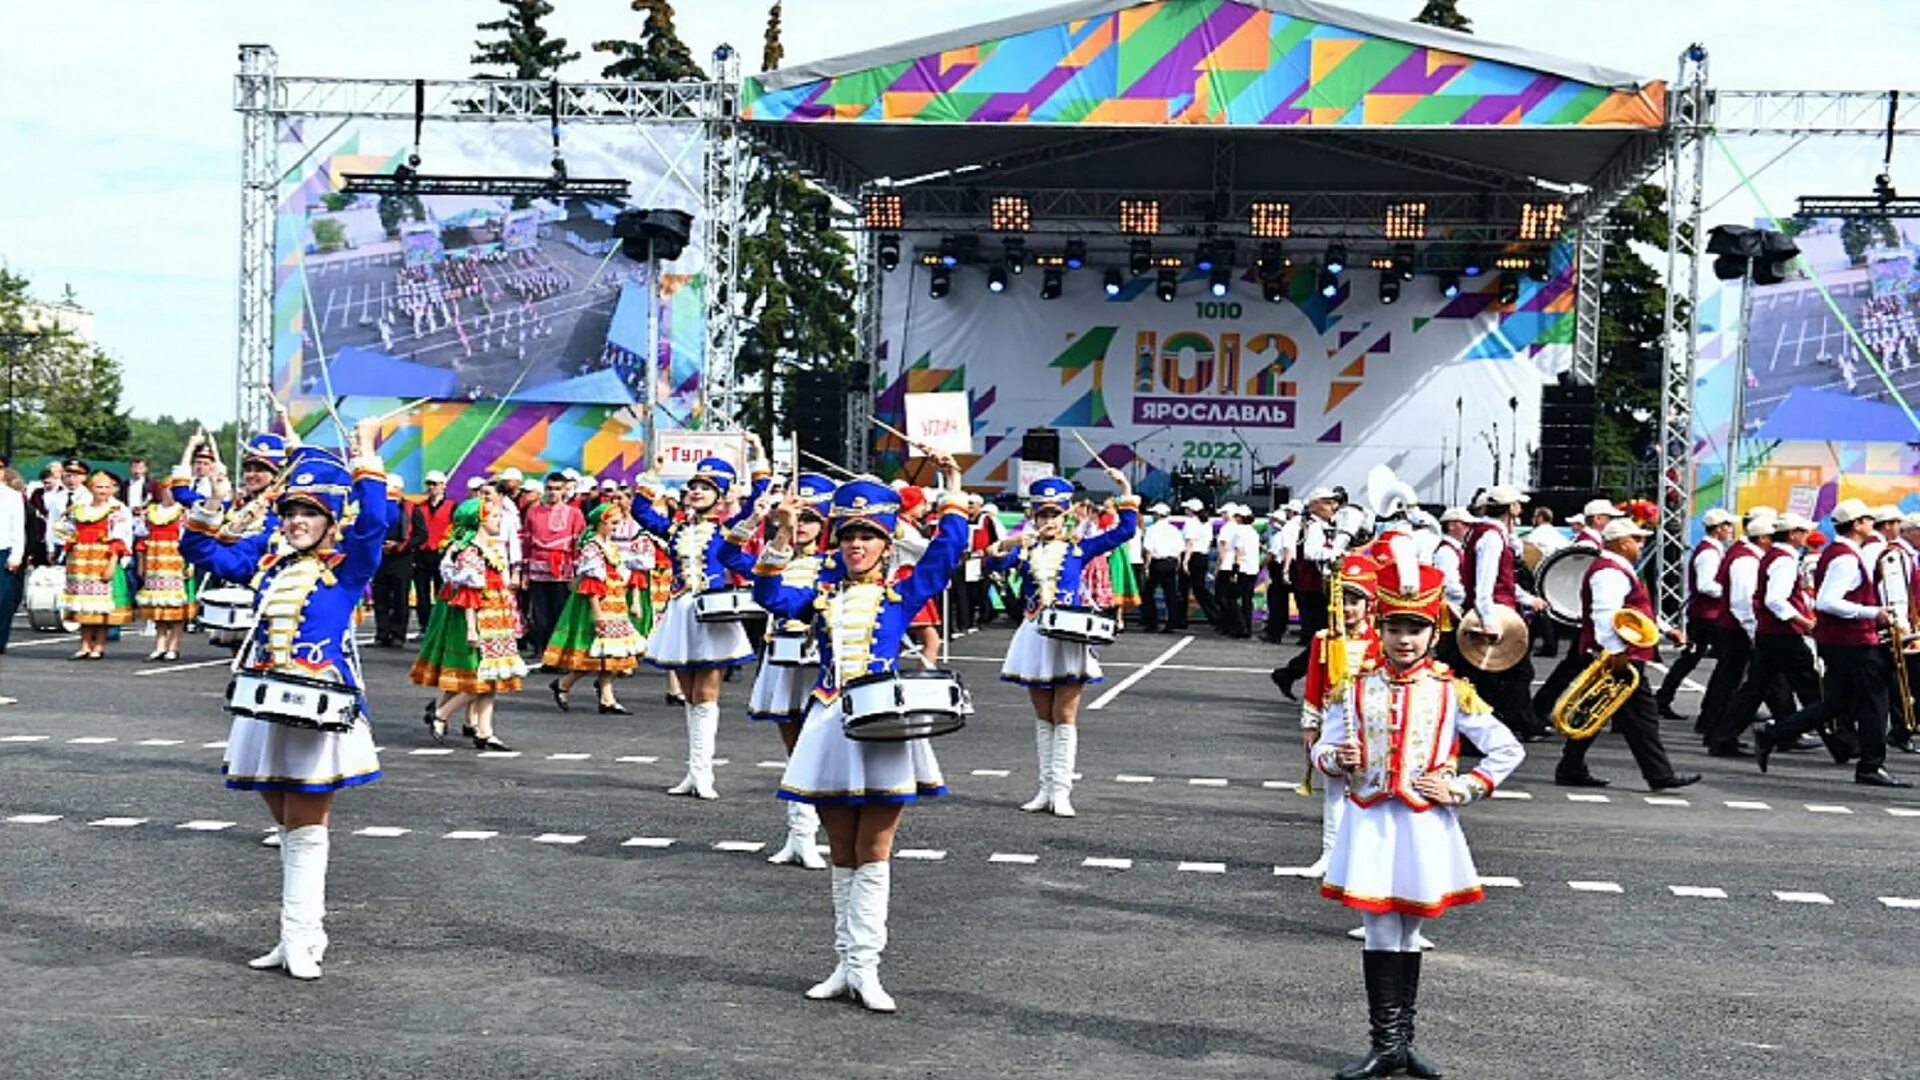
[1439,506,1474,524]
[1267,506,1285,519]
[168,465,191,483]
[1601,519,1652,541]
[424,470,448,484]
[467,476,486,491]
[1701,508,1735,528]
[385,473,405,490]
[1151,503,1172,515]
[1743,512,1778,537]
[600,477,619,490]
[497,467,524,483]
[1873,504,1903,523]
[562,468,581,482]
[1406,508,1440,533]
[1903,512,1920,530]
[1567,513,1585,526]
[1831,498,1873,525]
[1582,498,1626,519]
[1305,486,1339,503]
[1478,484,1528,508]
[1779,512,1816,532]
[1181,498,1203,511]
[1220,502,1241,517]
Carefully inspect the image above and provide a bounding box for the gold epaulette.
[1451,671,1492,715]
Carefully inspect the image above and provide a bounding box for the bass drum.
[1535,546,1598,628]
[25,566,76,632]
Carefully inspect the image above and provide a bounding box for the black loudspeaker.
[792,370,849,470]
[1538,384,1597,492]
[1021,427,1060,469]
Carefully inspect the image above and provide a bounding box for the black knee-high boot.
[1399,951,1444,1079]
[1334,951,1407,1079]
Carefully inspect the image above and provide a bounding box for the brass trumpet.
[1550,609,1661,741]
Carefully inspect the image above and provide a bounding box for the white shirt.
[1179,516,1212,559]
[1727,540,1763,638]
[1690,539,1725,600]
[1814,536,1883,621]
[1431,535,1466,612]
[1299,515,1338,567]
[1761,542,1805,625]
[1471,518,1539,625]
[0,485,24,562]
[1270,517,1300,563]
[1588,550,1639,654]
[497,498,523,570]
[1142,519,1185,560]
[1217,521,1261,575]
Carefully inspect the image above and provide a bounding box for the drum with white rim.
[225,670,361,734]
[765,629,819,667]
[1035,605,1117,646]
[1534,546,1598,628]
[693,587,762,623]
[840,668,970,742]
[201,587,258,632]
[25,566,74,632]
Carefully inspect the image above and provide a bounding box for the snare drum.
[1035,605,1116,646]
[201,587,258,632]
[225,670,361,733]
[840,669,969,742]
[693,587,762,623]
[766,629,819,667]
[25,566,73,632]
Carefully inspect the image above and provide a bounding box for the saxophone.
[1550,609,1661,741]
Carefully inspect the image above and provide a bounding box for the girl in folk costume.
[1298,553,1384,880]
[544,501,647,714]
[611,492,657,640]
[135,470,195,661]
[722,473,837,870]
[1075,501,1117,611]
[176,426,395,982]
[1311,552,1524,1080]
[632,449,771,799]
[54,469,136,659]
[990,471,1139,817]
[411,497,526,751]
[1107,498,1144,629]
[751,461,969,1013]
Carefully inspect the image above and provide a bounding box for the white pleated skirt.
[645,593,755,671]
[999,618,1102,688]
[222,714,381,794]
[1319,798,1485,918]
[779,698,949,806]
[748,660,818,722]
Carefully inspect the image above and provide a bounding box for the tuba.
[1550,609,1662,740]
[1365,463,1420,521]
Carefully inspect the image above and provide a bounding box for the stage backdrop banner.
[902,391,974,456]
[873,253,1572,502]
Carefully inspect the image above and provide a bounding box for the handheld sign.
[657,431,750,481]
[901,392,973,457]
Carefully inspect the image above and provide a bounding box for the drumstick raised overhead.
[1068,429,1112,472]
[799,449,860,480]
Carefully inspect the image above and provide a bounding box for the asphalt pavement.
[3,616,1918,1080]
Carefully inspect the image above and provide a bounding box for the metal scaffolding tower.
[236,45,280,457]
[701,47,746,430]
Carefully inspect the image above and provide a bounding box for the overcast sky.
[0,0,1911,422]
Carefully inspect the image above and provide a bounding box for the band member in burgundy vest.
[1892,512,1920,754]
[1757,501,1910,787]
[1699,510,1782,753]
[1656,507,1736,725]
[1451,486,1550,741]
[1531,497,1627,721]
[1553,520,1700,790]
[1720,513,1834,758]
[1272,488,1343,699]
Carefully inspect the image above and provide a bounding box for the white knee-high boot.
[1049,724,1079,817]
[845,861,896,1012]
[249,825,326,971]
[1308,778,1343,878]
[667,702,720,799]
[263,825,329,980]
[768,800,827,869]
[1020,720,1055,812]
[806,865,855,1000]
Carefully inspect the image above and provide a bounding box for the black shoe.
[598,702,631,716]
[1705,742,1752,759]
[666,692,688,706]
[1821,733,1858,766]
[1554,774,1610,788]
[1397,953,1442,1080]
[1755,725,1776,773]
[422,700,445,744]
[1649,772,1702,791]
[1855,767,1914,788]
[550,679,570,713]
[1334,951,1407,1080]
[1657,702,1685,721]
[473,734,513,752]
[462,723,477,739]
[1269,668,1298,702]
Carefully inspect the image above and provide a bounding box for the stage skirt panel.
[999,617,1102,688]
[222,714,381,795]
[644,592,755,671]
[1318,798,1485,918]
[748,659,818,722]
[778,698,948,807]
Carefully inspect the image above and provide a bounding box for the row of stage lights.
[892,235,1551,305]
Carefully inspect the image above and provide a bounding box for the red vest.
[1459,521,1517,607]
[1686,540,1728,624]
[1811,541,1880,647]
[1578,554,1657,662]
[421,496,456,551]
[1713,542,1759,632]
[1753,546,1810,637]
[1293,519,1327,595]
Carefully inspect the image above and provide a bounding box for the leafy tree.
[1591,183,1673,485]
[377,193,426,239]
[473,0,580,80]
[1412,0,1472,32]
[1840,216,1900,265]
[0,270,131,460]
[595,0,706,82]
[762,2,785,72]
[311,218,348,252]
[320,192,356,213]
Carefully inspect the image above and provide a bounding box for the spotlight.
[1156,267,1178,303]
[1004,238,1028,276]
[863,193,904,231]
[1461,250,1485,278]
[939,238,959,268]
[1496,272,1519,305]
[1249,201,1292,239]
[878,234,901,272]
[1103,268,1123,297]
[1439,274,1460,299]
[1393,245,1416,281]
[1526,255,1551,283]
[1041,267,1064,301]
[1195,244,1216,272]
[1129,240,1152,277]
[930,267,953,299]
[1317,266,1339,299]
[1263,276,1285,304]
[1324,244,1347,276]
[990,195,1032,233]
[1379,274,1400,305]
[1209,265,1230,298]
[988,265,1008,294]
[1255,242,1285,278]
[1064,239,1087,270]
[1119,198,1161,236]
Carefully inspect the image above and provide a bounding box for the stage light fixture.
[1118,198,1162,236]
[1324,244,1348,276]
[1003,238,1028,276]
[1384,201,1428,240]
[1520,201,1566,241]
[1461,250,1486,278]
[1250,201,1292,239]
[1379,274,1401,305]
[988,265,1008,294]
[1439,274,1460,299]
[343,168,627,200]
[1262,277,1285,304]
[1103,268,1124,297]
[1492,253,1533,271]
[1368,256,1396,272]
[1129,240,1153,277]
[614,208,695,262]
[990,195,1033,233]
[878,234,902,272]
[1156,268,1178,303]
[1496,272,1520,306]
[930,266,953,299]
[1255,242,1286,278]
[863,192,905,231]
[939,238,960,268]
[1195,244,1216,272]
[1526,255,1551,282]
[1041,267,1065,301]
[1393,245,1417,281]
[1064,239,1087,270]
[1209,265,1231,298]
[1318,266,1340,299]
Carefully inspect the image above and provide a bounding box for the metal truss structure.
[232,46,741,446]
[846,221,880,470]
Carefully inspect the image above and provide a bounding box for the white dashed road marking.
[354,826,411,838]
[989,853,1038,865]
[713,840,765,853]
[1082,857,1133,870]
[1725,800,1771,811]
[1879,897,1920,910]
[177,820,236,831]
[1669,885,1728,899]
[1177,861,1226,874]
[1566,793,1610,803]
[896,849,947,861]
[443,831,498,841]
[1774,891,1833,905]
[1644,796,1690,807]
[1189,777,1228,787]
[1478,876,1523,888]
[1569,881,1624,893]
[532,833,586,845]
[1,735,50,742]
[1118,775,1157,784]
[7,814,62,824]
[622,837,674,848]
[1805,804,1853,815]
[67,736,116,745]
[971,768,1011,778]
[88,817,148,828]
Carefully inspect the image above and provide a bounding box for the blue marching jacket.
[987,506,1140,615]
[631,474,772,597]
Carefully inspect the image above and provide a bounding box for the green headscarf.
[442,497,485,558]
[581,500,620,549]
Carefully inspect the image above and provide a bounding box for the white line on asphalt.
[1088,635,1194,711]
[896,849,947,861]
[622,837,674,848]
[1,734,50,742]
[615,755,658,764]
[135,658,235,676]
[1490,790,1533,800]
[1769,318,1788,372]
[443,830,498,841]
[354,827,410,838]
[1669,885,1728,899]
[67,736,117,745]
[713,840,764,853]
[1117,775,1157,784]
[1644,796,1690,807]
[7,814,62,824]
[478,751,523,759]
[1178,861,1226,874]
[755,760,785,769]
[532,834,586,845]
[1082,857,1133,870]
[1879,897,1920,910]
[1566,793,1610,803]
[546,753,591,761]
[970,768,1011,777]
[410,748,456,756]
[1478,876,1522,888]
[202,741,227,749]
[135,739,184,747]
[1273,865,1319,877]
[88,817,148,828]
[177,820,236,831]
[1189,777,1228,787]
[1725,800,1772,811]
[1568,880,1623,893]
[1643,661,1708,694]
[1804,804,1853,814]
[1773,891,1832,905]
[989,852,1038,864]
[712,759,731,767]
[10,636,79,648]
[1884,807,1920,817]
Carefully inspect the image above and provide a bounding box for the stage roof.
[743,0,1666,222]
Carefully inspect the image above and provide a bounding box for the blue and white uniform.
[631,456,767,671]
[731,473,836,724]
[992,478,1140,688]
[178,433,289,646]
